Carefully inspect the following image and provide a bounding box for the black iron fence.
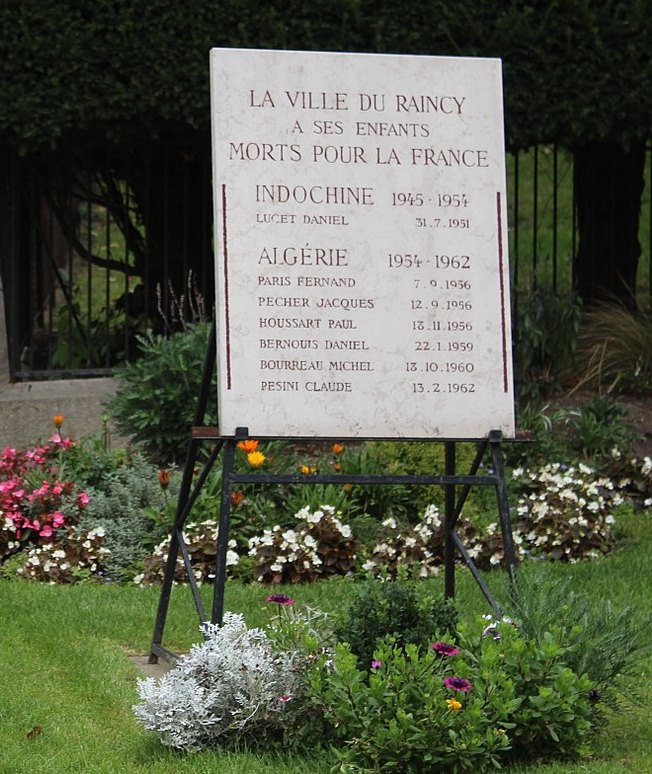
[0,142,650,381]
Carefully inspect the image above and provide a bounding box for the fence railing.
[1,142,650,381]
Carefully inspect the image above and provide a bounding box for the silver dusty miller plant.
[133,612,305,751]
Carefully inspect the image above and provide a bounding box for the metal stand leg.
[489,430,518,586]
[212,438,236,624]
[444,441,456,599]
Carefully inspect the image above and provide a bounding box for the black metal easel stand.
[149,324,518,664]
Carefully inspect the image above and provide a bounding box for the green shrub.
[78,454,172,580]
[514,288,581,400]
[107,323,216,465]
[512,462,617,561]
[314,617,592,772]
[17,526,110,584]
[503,572,652,705]
[335,579,458,670]
[248,505,358,584]
[360,506,506,578]
[133,519,239,586]
[511,397,635,467]
[568,395,634,459]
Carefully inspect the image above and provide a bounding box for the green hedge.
[1,1,650,151]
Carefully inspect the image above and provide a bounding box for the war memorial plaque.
[210,48,515,439]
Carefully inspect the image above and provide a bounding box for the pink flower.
[278,694,293,703]
[431,641,461,657]
[370,659,382,669]
[39,525,53,538]
[52,511,65,528]
[49,435,74,449]
[443,676,473,693]
[77,492,90,508]
[266,594,294,606]
[29,481,50,499]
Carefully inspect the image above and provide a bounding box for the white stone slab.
[210,48,515,439]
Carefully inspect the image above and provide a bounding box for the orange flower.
[331,443,345,455]
[300,464,317,475]
[158,469,171,489]
[230,490,245,507]
[52,414,65,429]
[247,451,265,467]
[237,439,259,453]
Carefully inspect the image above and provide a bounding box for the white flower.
[226,550,239,566]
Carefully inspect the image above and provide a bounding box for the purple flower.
[482,624,501,640]
[431,641,460,657]
[370,659,382,670]
[443,676,473,693]
[266,594,294,606]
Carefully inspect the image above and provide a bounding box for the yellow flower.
[52,414,65,428]
[237,439,259,453]
[496,728,507,735]
[300,464,317,475]
[446,698,462,712]
[247,451,266,468]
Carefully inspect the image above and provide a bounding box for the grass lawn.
[1,510,650,773]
